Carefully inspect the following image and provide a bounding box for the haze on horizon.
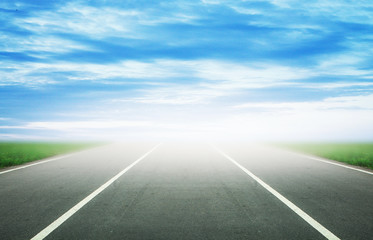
[0,0,372,142]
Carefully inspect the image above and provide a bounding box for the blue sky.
[0,0,373,141]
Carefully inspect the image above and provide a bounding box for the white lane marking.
[0,154,75,175]
[213,146,340,240]
[30,143,161,240]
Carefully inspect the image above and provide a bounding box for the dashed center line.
[31,143,161,240]
[213,145,340,240]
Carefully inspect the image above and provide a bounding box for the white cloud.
[114,85,224,105]
[201,0,222,5]
[1,93,373,141]
[0,60,182,86]
[235,94,373,111]
[215,108,373,141]
[99,60,318,106]
[16,120,151,130]
[2,58,371,108]
[138,12,199,26]
[13,2,200,41]
[230,6,262,15]
[222,93,373,140]
[269,0,373,23]
[2,35,91,54]
[193,61,313,90]
[316,55,372,78]
[0,133,51,140]
[16,4,140,39]
[306,82,373,89]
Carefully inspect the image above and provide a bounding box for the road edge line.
[212,145,340,240]
[0,145,108,175]
[0,154,75,175]
[30,143,161,240]
[268,145,373,175]
[297,153,373,175]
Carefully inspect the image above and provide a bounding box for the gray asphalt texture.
[0,142,372,240]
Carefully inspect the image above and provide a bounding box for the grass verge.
[0,142,101,168]
[277,143,373,170]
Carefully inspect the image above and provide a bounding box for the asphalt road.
[0,142,372,240]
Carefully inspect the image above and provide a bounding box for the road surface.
[0,142,372,239]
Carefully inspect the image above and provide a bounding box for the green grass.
[277,143,373,170]
[0,142,100,168]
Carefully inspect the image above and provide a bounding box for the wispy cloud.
[234,94,373,111]
[0,120,151,130]
[15,3,140,38]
